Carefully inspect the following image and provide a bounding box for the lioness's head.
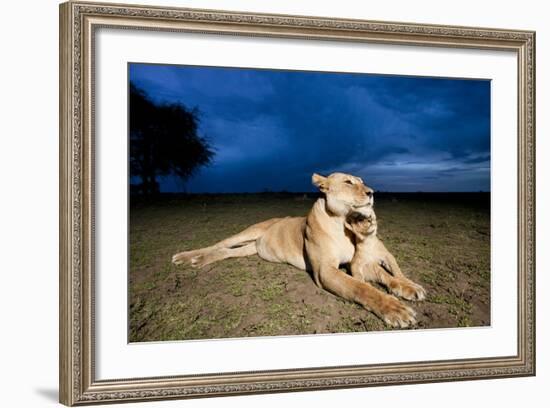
[312,172,374,217]
[345,210,377,240]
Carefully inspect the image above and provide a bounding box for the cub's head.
[344,210,377,240]
[312,172,374,217]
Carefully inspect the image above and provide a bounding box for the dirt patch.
[129,193,490,342]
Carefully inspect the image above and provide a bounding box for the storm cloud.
[129,63,490,192]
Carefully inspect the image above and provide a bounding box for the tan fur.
[344,210,426,327]
[173,172,422,327]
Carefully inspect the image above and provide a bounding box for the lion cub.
[344,210,426,328]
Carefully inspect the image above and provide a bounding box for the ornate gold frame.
[59,1,536,405]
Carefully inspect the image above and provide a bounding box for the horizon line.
[133,190,491,195]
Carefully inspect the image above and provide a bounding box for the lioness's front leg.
[318,264,416,328]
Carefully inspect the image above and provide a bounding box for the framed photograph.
[59,1,536,405]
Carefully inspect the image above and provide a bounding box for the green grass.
[128,193,490,342]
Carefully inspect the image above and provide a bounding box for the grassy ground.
[129,193,490,342]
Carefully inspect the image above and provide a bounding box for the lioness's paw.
[377,296,417,328]
[190,255,205,268]
[172,252,189,265]
[172,250,206,266]
[390,280,426,301]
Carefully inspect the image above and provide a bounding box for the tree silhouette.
[129,82,214,194]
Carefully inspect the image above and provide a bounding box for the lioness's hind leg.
[172,248,211,265]
[172,218,282,266]
[210,218,283,250]
[190,243,257,268]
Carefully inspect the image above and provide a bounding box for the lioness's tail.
[171,217,283,268]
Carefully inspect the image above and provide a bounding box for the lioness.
[344,210,426,327]
[172,172,417,326]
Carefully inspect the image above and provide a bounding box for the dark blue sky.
[129,63,490,193]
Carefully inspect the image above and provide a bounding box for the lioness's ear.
[312,173,328,192]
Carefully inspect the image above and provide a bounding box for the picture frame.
[59,1,536,405]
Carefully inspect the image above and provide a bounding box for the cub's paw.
[390,279,426,301]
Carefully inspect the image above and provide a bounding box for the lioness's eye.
[345,180,353,185]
